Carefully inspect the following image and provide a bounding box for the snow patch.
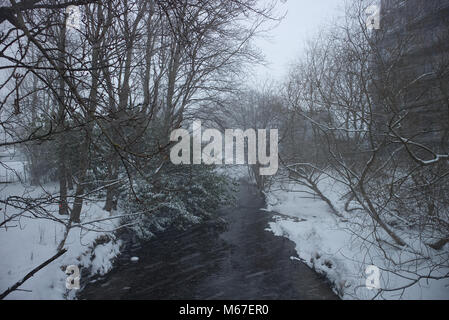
[266,179,449,300]
[0,183,122,300]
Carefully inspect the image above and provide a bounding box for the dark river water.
[79,180,338,300]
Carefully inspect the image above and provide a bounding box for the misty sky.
[253,0,344,82]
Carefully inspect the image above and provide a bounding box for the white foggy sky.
[252,0,344,82]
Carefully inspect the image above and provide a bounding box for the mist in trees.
[0,0,281,297]
[264,0,448,296]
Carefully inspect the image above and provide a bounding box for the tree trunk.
[57,21,68,215]
[58,146,68,215]
[104,156,118,212]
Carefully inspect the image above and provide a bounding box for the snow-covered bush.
[121,164,235,239]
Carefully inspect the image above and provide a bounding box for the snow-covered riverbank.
[0,183,122,299]
[265,179,449,300]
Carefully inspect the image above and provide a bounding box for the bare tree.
[281,0,449,296]
[0,0,281,298]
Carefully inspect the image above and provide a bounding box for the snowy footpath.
[0,183,122,299]
[265,179,449,300]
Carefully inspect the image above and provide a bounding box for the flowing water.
[79,181,338,300]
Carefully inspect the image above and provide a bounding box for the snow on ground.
[265,178,449,300]
[0,159,25,183]
[0,182,122,300]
